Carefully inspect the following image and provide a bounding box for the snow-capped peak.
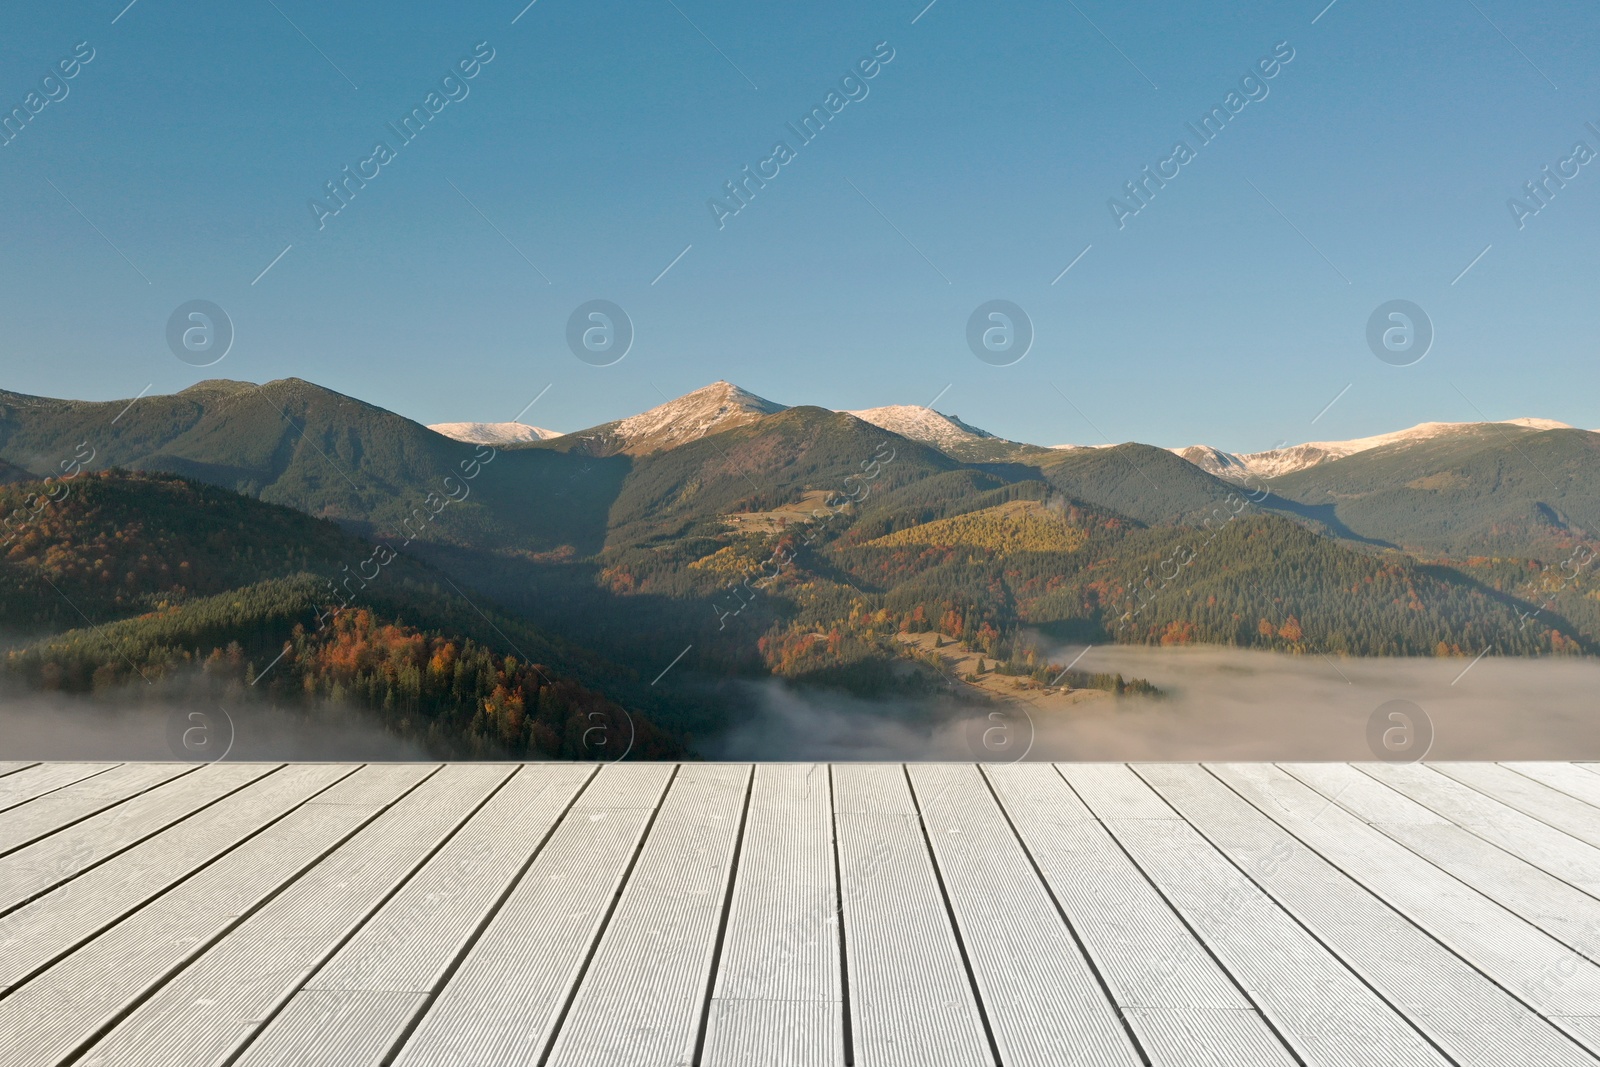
[608,381,786,453]
[842,405,996,449]
[1173,417,1577,480]
[1172,444,1250,478]
[429,421,563,445]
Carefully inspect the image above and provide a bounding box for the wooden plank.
[832,762,919,814]
[1287,763,1600,968]
[702,1001,842,1067]
[0,762,117,814]
[0,761,38,778]
[230,764,595,1067]
[391,763,675,1067]
[302,764,595,992]
[1212,758,1600,1012]
[986,764,1294,1065]
[543,764,751,1067]
[1160,762,1599,1064]
[223,990,430,1067]
[0,762,195,856]
[1431,763,1600,849]
[1063,762,1185,819]
[910,763,1141,1067]
[1502,762,1600,812]
[833,764,995,1067]
[14,759,1600,1067]
[0,763,437,1067]
[702,763,843,1067]
[70,764,511,1067]
[1360,762,1600,896]
[0,762,358,992]
[0,762,273,914]
[1081,766,1447,1065]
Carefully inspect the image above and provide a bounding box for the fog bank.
[700,647,1600,761]
[0,686,432,761]
[6,647,1593,763]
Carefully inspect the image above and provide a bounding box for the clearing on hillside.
[865,498,1086,554]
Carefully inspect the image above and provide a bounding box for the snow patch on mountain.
[608,381,786,453]
[842,405,996,449]
[429,422,563,445]
[1173,444,1250,478]
[1173,418,1577,480]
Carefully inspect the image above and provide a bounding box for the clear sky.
[2,0,1597,452]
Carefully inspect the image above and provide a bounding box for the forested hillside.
[1266,426,1600,556]
[0,471,681,759]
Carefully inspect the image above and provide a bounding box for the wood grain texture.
[0,763,357,991]
[992,763,1296,1066]
[0,763,434,1067]
[911,763,1141,1067]
[71,764,510,1067]
[1148,762,1598,1066]
[391,763,676,1067]
[543,764,752,1067]
[0,762,195,857]
[7,761,1600,1067]
[703,763,843,1067]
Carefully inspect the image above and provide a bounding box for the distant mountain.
[437,382,1589,488]
[554,381,786,457]
[1266,424,1600,556]
[1171,444,1251,479]
[428,422,563,445]
[1173,418,1577,481]
[1039,442,1249,526]
[842,405,1048,462]
[551,383,1044,463]
[599,404,959,547]
[0,377,622,556]
[845,404,991,446]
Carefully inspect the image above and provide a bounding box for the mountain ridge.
[541,380,787,457]
[25,377,1586,475]
[844,404,993,444]
[1172,417,1578,480]
[429,422,564,445]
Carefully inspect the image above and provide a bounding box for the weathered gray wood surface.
[2,761,1596,1066]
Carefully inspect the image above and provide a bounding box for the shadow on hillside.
[1255,492,1398,549]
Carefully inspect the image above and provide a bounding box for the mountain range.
[428,381,1589,482]
[1170,417,1579,481]
[3,376,1597,757]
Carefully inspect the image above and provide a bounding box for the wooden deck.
[2,761,1600,1065]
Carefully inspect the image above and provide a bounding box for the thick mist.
[699,647,1600,761]
[6,649,1595,763]
[0,682,432,762]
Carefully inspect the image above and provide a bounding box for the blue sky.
[2,0,1596,452]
